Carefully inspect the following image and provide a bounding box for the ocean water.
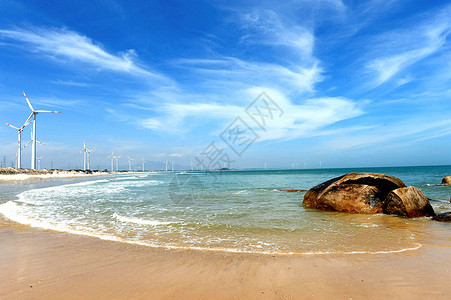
[0,166,450,255]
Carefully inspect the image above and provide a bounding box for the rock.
[442,176,451,185]
[382,186,435,218]
[432,212,451,222]
[303,173,406,214]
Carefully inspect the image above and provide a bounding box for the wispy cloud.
[125,87,365,143]
[174,57,323,95]
[365,6,451,88]
[51,79,90,87]
[0,27,171,83]
[325,118,451,151]
[238,9,315,62]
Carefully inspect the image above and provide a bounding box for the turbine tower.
[128,156,134,171]
[4,119,31,169]
[87,148,95,170]
[23,91,61,169]
[78,140,88,171]
[107,150,115,172]
[165,160,168,172]
[37,156,44,169]
[113,155,121,171]
[141,157,146,172]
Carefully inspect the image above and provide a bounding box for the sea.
[0,166,450,255]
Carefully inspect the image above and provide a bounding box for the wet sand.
[1,217,450,299]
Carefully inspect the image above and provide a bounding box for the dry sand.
[1,216,450,300]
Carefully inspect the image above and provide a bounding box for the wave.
[113,213,172,226]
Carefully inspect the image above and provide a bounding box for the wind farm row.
[3,91,181,173]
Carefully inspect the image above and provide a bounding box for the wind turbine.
[23,91,61,169]
[87,149,94,170]
[23,126,45,148]
[4,119,31,169]
[37,156,44,169]
[171,160,174,172]
[107,150,115,172]
[165,160,168,172]
[128,156,134,171]
[11,153,18,168]
[78,140,88,171]
[141,157,146,172]
[113,155,121,171]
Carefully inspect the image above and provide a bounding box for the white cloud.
[325,118,451,151]
[365,8,451,88]
[0,27,170,82]
[238,9,315,63]
[133,87,365,143]
[174,57,323,94]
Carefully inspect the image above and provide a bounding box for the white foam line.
[0,205,423,257]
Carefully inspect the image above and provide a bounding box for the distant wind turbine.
[113,155,121,171]
[78,140,89,171]
[23,91,61,169]
[141,157,146,172]
[23,126,45,148]
[171,160,174,172]
[107,150,115,172]
[165,160,168,172]
[37,156,44,170]
[128,156,134,171]
[4,119,31,169]
[11,153,18,168]
[87,148,95,170]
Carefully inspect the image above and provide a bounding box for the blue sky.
[0,0,450,170]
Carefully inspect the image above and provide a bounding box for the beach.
[1,216,450,299]
[1,167,450,299]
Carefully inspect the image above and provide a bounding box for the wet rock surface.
[432,212,451,222]
[303,172,435,218]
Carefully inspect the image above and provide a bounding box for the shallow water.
[1,166,450,254]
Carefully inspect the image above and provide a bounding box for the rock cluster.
[303,173,435,218]
[442,176,451,185]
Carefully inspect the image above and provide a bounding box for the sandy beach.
[0,169,107,181]
[1,215,450,300]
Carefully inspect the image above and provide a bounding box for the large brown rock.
[442,176,451,185]
[382,186,435,218]
[303,173,406,214]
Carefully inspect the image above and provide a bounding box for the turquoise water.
[0,166,450,254]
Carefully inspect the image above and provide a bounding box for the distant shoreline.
[0,168,109,181]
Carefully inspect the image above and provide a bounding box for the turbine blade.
[36,140,45,145]
[25,112,34,125]
[23,91,35,111]
[4,122,19,130]
[23,140,32,148]
[35,110,61,113]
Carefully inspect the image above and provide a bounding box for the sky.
[0,0,450,170]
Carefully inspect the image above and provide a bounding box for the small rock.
[442,176,451,185]
[432,212,451,222]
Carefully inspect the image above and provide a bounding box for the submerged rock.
[382,186,435,218]
[303,173,405,214]
[442,176,451,185]
[303,172,435,218]
[432,212,451,222]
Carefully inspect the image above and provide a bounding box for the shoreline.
[1,217,450,299]
[0,168,109,181]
